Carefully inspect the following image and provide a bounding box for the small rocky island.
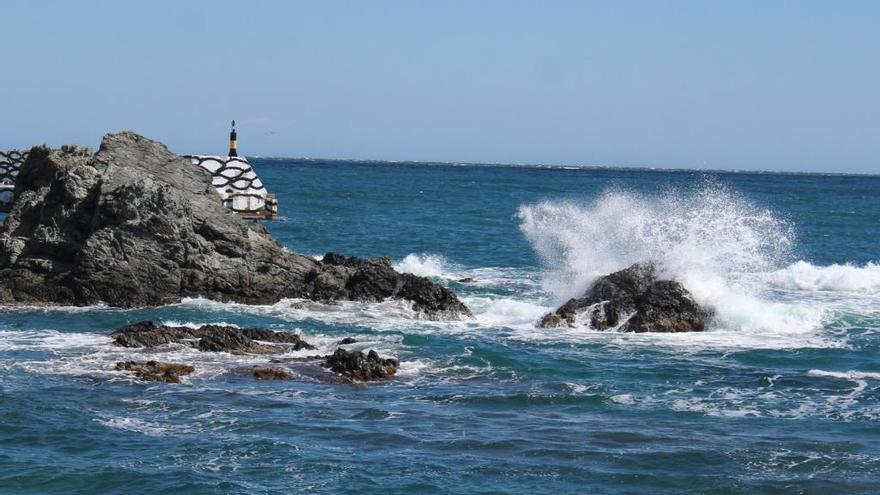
[538,263,710,332]
[0,132,470,319]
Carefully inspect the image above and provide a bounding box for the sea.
[0,159,878,494]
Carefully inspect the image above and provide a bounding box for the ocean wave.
[807,369,880,381]
[763,261,880,293]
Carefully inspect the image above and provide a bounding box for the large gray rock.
[0,132,470,318]
[537,263,710,332]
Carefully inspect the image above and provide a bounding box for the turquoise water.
[1,160,879,494]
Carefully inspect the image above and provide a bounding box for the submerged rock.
[0,132,469,318]
[115,360,194,384]
[111,320,314,355]
[324,348,399,381]
[538,263,710,333]
[252,367,294,380]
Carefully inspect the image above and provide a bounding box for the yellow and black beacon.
[228,120,238,157]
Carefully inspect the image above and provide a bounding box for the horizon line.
[242,154,880,178]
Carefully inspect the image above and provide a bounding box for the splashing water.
[517,181,795,298]
[393,253,452,278]
[516,182,830,337]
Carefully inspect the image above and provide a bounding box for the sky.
[1,1,878,173]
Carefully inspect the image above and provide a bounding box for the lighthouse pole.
[228,120,238,157]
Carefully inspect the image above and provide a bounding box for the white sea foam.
[0,329,110,352]
[471,298,550,328]
[94,416,189,436]
[564,382,597,395]
[177,296,435,331]
[763,261,880,293]
[393,253,541,293]
[159,320,241,329]
[628,380,880,421]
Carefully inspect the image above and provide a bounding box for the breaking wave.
[515,181,858,340]
[517,181,795,299]
[393,253,451,278]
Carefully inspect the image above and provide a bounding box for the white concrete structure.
[0,150,27,212]
[186,155,278,219]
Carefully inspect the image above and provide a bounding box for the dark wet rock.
[323,348,399,381]
[0,132,470,318]
[110,320,315,355]
[336,337,358,345]
[458,277,475,283]
[115,360,194,384]
[538,263,710,333]
[537,313,564,328]
[252,367,294,380]
[312,252,472,318]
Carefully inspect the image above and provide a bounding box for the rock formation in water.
[538,263,710,333]
[115,360,195,384]
[252,367,295,380]
[110,321,399,382]
[111,321,314,355]
[0,132,470,318]
[323,348,400,381]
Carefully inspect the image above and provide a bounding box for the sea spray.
[517,181,795,298]
[393,253,451,278]
[515,181,824,336]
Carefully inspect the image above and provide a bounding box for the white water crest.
[763,261,880,293]
[394,253,451,278]
[514,182,849,342]
[808,369,880,381]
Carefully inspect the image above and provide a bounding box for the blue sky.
[2,1,878,172]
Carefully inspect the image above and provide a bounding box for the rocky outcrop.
[111,321,314,355]
[538,263,710,333]
[110,321,400,382]
[312,253,471,317]
[115,360,194,383]
[324,348,399,381]
[0,132,469,318]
